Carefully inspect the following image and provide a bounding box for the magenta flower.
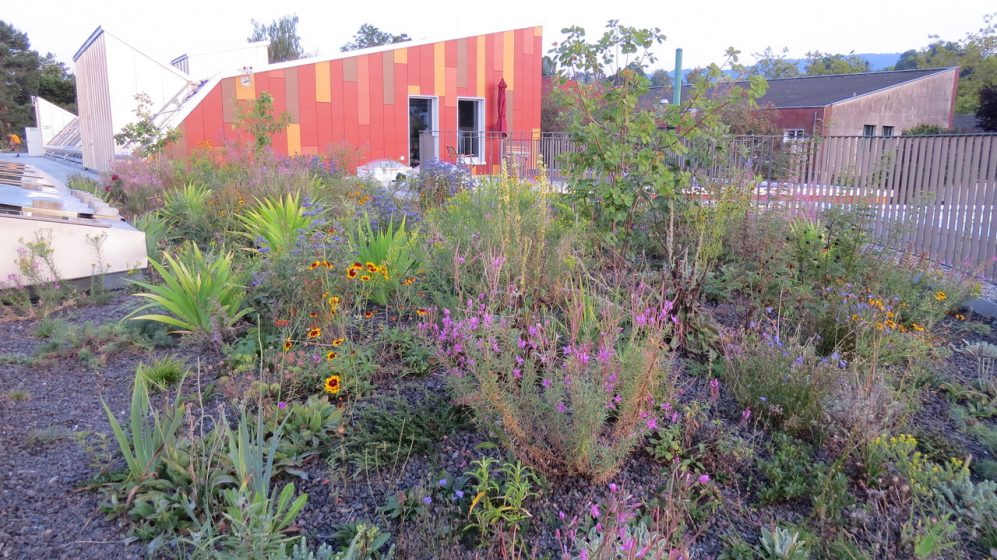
[698,474,711,484]
[277,401,287,410]
[646,417,658,430]
[589,503,600,518]
[542,378,551,389]
[741,407,752,423]
[556,401,566,413]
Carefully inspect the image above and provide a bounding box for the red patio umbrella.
[495,78,508,137]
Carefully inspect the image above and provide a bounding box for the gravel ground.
[2,293,994,558]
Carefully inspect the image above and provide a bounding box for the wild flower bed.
[3,23,996,560]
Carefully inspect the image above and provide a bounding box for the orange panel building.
[169,27,543,173]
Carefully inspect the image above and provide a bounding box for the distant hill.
[786,53,903,73]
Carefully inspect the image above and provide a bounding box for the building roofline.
[159,25,542,136]
[73,25,194,83]
[826,67,958,108]
[72,26,105,61]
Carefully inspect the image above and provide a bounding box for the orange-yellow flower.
[283,338,293,351]
[307,327,322,339]
[416,308,428,317]
[326,351,337,361]
[308,260,321,271]
[360,274,372,282]
[328,295,341,306]
[934,291,947,302]
[364,311,375,319]
[912,323,925,332]
[323,374,342,395]
[351,262,363,270]
[954,313,965,321]
[347,268,359,279]
[402,277,416,286]
[322,260,332,269]
[331,337,345,347]
[365,262,379,273]
[309,311,319,319]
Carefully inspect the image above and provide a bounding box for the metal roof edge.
[72,26,104,62]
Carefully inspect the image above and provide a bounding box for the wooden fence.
[421,131,997,281]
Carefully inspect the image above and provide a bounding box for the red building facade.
[171,26,544,173]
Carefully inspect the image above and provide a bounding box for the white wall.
[33,97,77,145]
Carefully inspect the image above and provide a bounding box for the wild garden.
[1,23,995,560]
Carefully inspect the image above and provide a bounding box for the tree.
[114,93,181,156]
[752,47,800,79]
[803,51,870,75]
[249,15,304,63]
[978,84,997,132]
[550,20,764,246]
[895,15,997,112]
[236,92,290,152]
[340,24,410,52]
[37,54,76,113]
[0,21,41,137]
[649,68,670,87]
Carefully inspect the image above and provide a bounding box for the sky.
[5,0,995,71]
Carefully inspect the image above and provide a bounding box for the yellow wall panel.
[286,123,301,156]
[235,76,256,100]
[434,42,445,94]
[395,48,407,64]
[533,26,542,38]
[503,31,515,90]
[476,35,485,97]
[409,84,420,95]
[315,62,331,102]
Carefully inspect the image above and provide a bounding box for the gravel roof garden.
[2,26,996,560]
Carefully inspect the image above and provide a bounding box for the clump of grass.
[137,356,188,390]
[6,389,30,402]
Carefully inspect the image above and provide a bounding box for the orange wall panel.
[176,27,543,169]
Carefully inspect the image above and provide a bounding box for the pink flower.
[646,417,658,430]
[278,401,287,410]
[556,401,566,413]
[697,474,711,484]
[709,378,720,401]
[741,407,752,424]
[542,378,551,389]
[589,503,600,518]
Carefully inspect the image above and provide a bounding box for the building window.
[863,124,876,137]
[882,126,894,138]
[456,98,485,164]
[409,97,438,167]
[783,129,805,141]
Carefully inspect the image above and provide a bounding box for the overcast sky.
[5,0,994,71]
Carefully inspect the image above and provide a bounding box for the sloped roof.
[641,67,957,109]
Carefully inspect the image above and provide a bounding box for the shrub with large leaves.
[237,192,314,255]
[126,244,249,337]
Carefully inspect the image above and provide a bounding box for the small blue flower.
[454,490,464,499]
[438,478,448,487]
[422,496,432,505]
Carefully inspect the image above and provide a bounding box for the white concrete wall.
[33,97,77,145]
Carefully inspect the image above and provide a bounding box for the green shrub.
[348,213,418,306]
[161,182,214,247]
[136,356,188,390]
[758,526,811,560]
[237,192,314,256]
[126,244,249,339]
[757,433,816,504]
[464,457,538,551]
[433,283,675,482]
[133,211,172,257]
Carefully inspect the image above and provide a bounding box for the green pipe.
[672,48,683,106]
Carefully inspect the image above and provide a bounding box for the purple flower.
[590,503,601,518]
[277,401,287,410]
[609,483,618,493]
[542,378,551,389]
[454,490,464,499]
[438,478,448,487]
[559,510,566,521]
[697,474,711,484]
[556,401,566,413]
[741,407,752,423]
[646,417,658,430]
[422,496,432,505]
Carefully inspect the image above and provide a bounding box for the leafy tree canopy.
[0,21,76,137]
[752,47,800,79]
[890,13,996,113]
[649,68,670,87]
[803,51,870,75]
[249,14,304,63]
[978,83,997,131]
[340,24,410,52]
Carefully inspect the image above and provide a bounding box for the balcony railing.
[418,130,578,181]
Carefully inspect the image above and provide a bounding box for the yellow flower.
[934,291,947,302]
[307,327,322,339]
[402,277,416,286]
[346,268,359,279]
[328,295,341,306]
[364,311,374,319]
[326,351,337,361]
[360,274,371,282]
[331,337,345,347]
[954,313,965,321]
[912,323,925,332]
[308,260,321,271]
[323,374,342,395]
[850,314,859,322]
[283,338,293,351]
[416,308,428,317]
[365,262,379,273]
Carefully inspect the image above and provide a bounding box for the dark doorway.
[409,98,435,167]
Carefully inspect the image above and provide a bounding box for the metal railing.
[419,130,578,181]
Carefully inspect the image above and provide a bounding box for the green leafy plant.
[464,457,537,551]
[101,367,184,484]
[349,213,418,306]
[758,526,811,560]
[237,192,314,255]
[126,244,249,339]
[136,355,188,390]
[113,93,182,157]
[133,211,173,256]
[277,395,345,478]
[757,433,817,504]
[161,183,214,247]
[902,516,959,559]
